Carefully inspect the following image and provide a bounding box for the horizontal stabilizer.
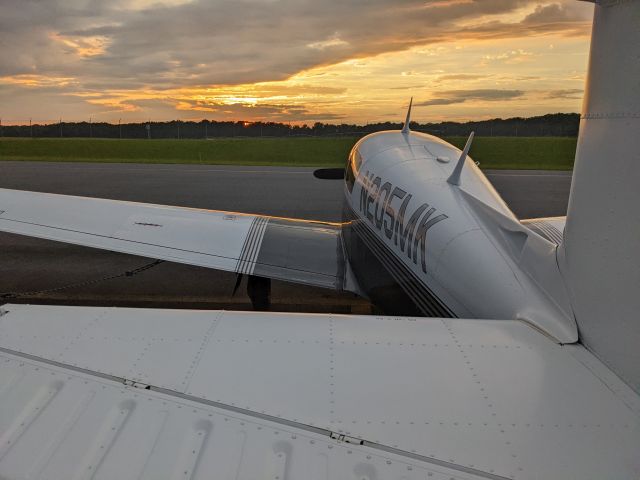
[459,190,575,337]
[521,216,565,245]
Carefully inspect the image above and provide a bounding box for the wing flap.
[0,304,638,479]
[0,188,346,290]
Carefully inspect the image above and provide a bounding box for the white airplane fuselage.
[341,130,577,343]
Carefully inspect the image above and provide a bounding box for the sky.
[0,0,594,125]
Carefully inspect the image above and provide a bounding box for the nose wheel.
[247,275,271,311]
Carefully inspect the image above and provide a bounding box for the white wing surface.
[0,188,347,290]
[0,304,638,479]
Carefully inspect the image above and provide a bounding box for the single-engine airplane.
[0,1,638,478]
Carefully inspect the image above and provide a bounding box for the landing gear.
[247,275,271,311]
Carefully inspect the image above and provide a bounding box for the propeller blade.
[313,168,344,180]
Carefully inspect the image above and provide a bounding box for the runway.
[0,162,571,311]
[483,169,571,219]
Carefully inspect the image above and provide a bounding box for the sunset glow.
[0,1,593,125]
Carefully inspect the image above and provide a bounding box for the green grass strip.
[0,136,576,170]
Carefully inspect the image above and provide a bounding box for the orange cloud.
[0,0,594,124]
[50,33,110,57]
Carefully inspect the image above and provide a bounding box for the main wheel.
[247,275,271,311]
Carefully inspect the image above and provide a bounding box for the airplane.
[0,1,638,478]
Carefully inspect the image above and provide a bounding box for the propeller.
[313,168,345,180]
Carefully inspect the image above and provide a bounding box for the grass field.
[0,136,576,170]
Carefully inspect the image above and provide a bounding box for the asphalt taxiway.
[0,162,572,312]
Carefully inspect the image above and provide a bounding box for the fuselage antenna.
[401,97,413,135]
[447,131,475,186]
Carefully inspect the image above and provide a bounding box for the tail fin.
[559,0,640,392]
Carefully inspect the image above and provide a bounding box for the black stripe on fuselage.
[344,203,455,318]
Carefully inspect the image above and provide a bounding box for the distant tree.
[0,113,580,139]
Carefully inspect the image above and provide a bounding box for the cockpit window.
[345,148,362,193]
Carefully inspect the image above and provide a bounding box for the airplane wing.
[0,303,638,480]
[0,188,351,292]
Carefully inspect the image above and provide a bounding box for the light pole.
[59,118,63,138]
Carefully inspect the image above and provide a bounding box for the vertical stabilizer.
[560,0,640,392]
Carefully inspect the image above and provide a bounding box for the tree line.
[0,113,579,139]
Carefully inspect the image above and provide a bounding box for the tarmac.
[0,162,572,313]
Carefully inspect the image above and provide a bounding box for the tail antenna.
[401,97,413,134]
[447,131,475,186]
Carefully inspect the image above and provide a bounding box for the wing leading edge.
[0,188,349,291]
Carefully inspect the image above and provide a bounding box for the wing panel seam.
[0,344,509,480]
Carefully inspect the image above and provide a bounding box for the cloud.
[0,0,593,121]
[436,74,488,82]
[119,97,346,121]
[50,33,111,57]
[523,3,589,24]
[389,84,426,90]
[546,88,583,99]
[482,49,534,63]
[307,35,349,50]
[417,89,525,106]
[454,1,592,41]
[0,0,592,90]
